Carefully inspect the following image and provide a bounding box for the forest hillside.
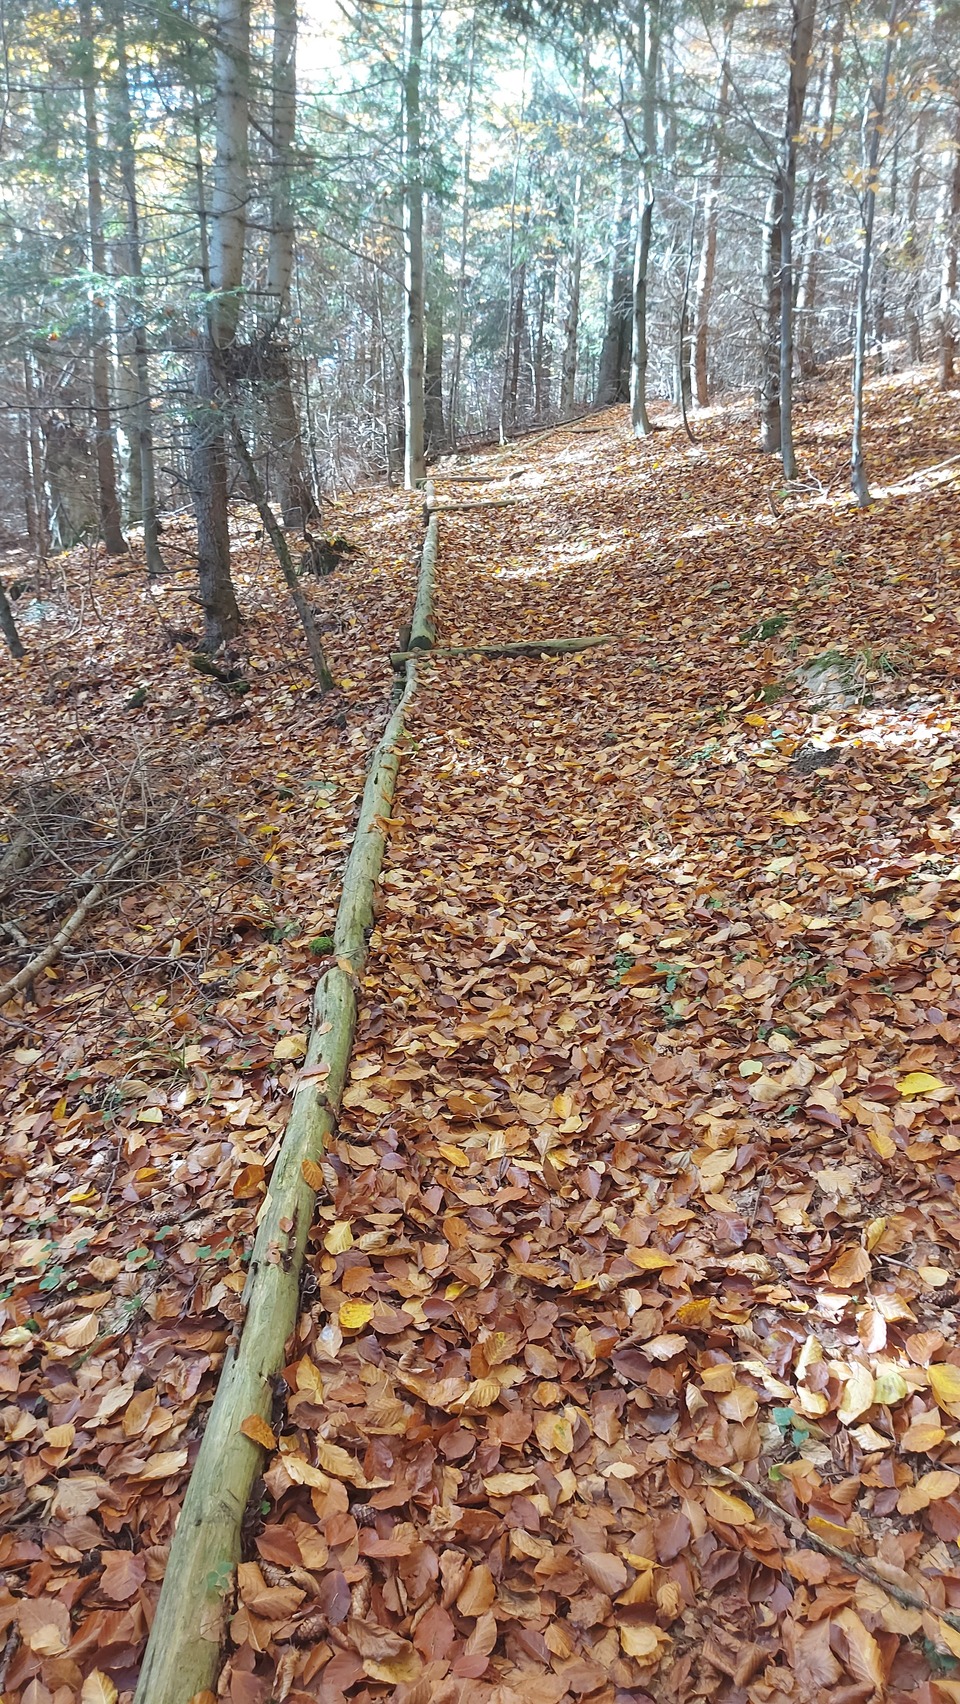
[2,363,960,1702]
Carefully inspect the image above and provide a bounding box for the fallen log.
[390,633,612,666]
[132,510,436,1704]
[427,496,522,514]
[408,483,437,651]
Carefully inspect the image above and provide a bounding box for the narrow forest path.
[5,370,960,1704]
[216,377,960,1704]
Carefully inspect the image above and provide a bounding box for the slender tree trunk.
[851,0,899,507]
[449,10,477,448]
[111,0,164,578]
[424,198,446,454]
[79,0,127,555]
[796,12,844,375]
[23,354,47,557]
[499,53,527,443]
[779,0,817,480]
[938,98,960,389]
[904,116,926,362]
[759,186,782,450]
[192,0,249,647]
[596,120,635,406]
[631,1,660,439]
[693,23,732,408]
[534,257,555,418]
[402,0,426,487]
[560,60,588,416]
[266,0,317,530]
[0,579,24,660]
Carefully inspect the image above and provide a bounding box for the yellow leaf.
[274,1034,306,1061]
[324,1220,354,1254]
[137,1106,163,1123]
[873,1369,908,1406]
[838,1362,875,1424]
[929,1362,960,1414]
[619,1623,669,1660]
[301,1157,324,1190]
[534,1410,574,1455]
[316,1438,365,1482]
[339,1301,374,1332]
[438,1143,471,1167]
[939,1619,960,1661]
[239,1413,276,1450]
[626,1247,676,1270]
[834,1607,884,1691]
[81,1675,119,1704]
[898,1071,945,1097]
[867,1127,897,1160]
[483,1470,539,1496]
[704,1486,755,1527]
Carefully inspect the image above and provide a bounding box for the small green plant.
[740,613,789,643]
[309,934,334,955]
[761,680,789,704]
[609,949,637,985]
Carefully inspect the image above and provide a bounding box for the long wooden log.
[408,483,437,651]
[427,496,522,514]
[390,633,612,666]
[132,548,432,1704]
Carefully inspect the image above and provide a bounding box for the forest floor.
[2,362,960,1704]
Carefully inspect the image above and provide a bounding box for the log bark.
[390,634,611,664]
[427,497,522,513]
[408,484,437,650]
[131,503,438,1704]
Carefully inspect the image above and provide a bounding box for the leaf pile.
[3,365,960,1703]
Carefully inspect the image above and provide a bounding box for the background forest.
[0,0,958,644]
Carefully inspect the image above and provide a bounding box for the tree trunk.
[79,0,127,555]
[851,0,899,507]
[559,59,588,416]
[449,10,477,448]
[43,414,99,548]
[0,580,25,660]
[904,116,926,362]
[111,0,164,578]
[266,0,317,530]
[693,23,732,408]
[630,1,660,440]
[759,185,783,452]
[507,257,527,429]
[534,258,555,419]
[779,0,817,480]
[192,0,249,648]
[796,12,844,375]
[499,54,528,443]
[402,0,426,487]
[424,198,446,454]
[939,98,960,389]
[23,354,48,557]
[596,136,635,406]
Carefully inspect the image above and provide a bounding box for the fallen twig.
[0,840,141,1006]
[711,1463,960,1635]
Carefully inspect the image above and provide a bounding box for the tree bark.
[402,0,426,487]
[596,131,635,406]
[22,355,48,558]
[851,0,899,507]
[0,580,24,661]
[693,23,732,408]
[903,115,926,362]
[796,11,844,375]
[630,1,660,440]
[449,10,477,448]
[938,97,960,389]
[759,184,783,452]
[266,0,317,530]
[424,197,446,454]
[78,0,127,556]
[192,0,249,648]
[111,0,165,578]
[779,0,817,480]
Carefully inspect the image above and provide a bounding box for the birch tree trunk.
[424,197,446,454]
[778,0,817,480]
[938,98,960,389]
[402,0,426,487]
[111,0,165,579]
[759,185,782,451]
[630,1,660,439]
[904,115,926,362]
[266,0,317,530]
[693,22,732,408]
[78,0,127,556]
[851,0,899,507]
[193,0,249,647]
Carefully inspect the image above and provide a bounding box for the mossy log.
[132,532,431,1704]
[390,634,612,666]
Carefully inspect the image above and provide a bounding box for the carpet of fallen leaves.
[4,362,960,1704]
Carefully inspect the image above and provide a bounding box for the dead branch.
[0,839,142,1006]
